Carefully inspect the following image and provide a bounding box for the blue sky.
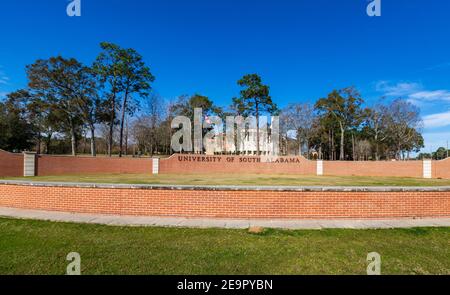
[1,0,450,152]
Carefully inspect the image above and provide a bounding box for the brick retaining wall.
[2,151,450,179]
[0,181,449,219]
[322,160,424,178]
[36,155,154,176]
[0,150,23,177]
[435,158,450,179]
[159,154,317,175]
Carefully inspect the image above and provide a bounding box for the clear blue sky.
[1,0,450,152]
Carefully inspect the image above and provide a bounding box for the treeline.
[417,147,450,160]
[135,77,426,161]
[1,42,154,157]
[0,43,426,160]
[281,88,424,161]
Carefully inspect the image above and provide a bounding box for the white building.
[205,128,276,155]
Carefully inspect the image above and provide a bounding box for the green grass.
[4,173,450,186]
[0,218,449,275]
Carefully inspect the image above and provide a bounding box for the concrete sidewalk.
[1,207,449,229]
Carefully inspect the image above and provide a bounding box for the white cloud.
[375,81,450,104]
[0,70,9,85]
[375,81,422,97]
[423,111,450,128]
[376,81,450,151]
[409,90,450,102]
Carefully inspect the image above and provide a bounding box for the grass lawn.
[0,218,449,275]
[4,173,450,186]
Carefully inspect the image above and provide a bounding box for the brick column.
[423,159,432,179]
[152,158,160,175]
[23,152,36,177]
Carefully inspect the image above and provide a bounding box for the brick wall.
[36,155,154,176]
[159,155,438,179]
[160,154,317,175]
[0,150,23,177]
[0,183,449,219]
[323,160,423,178]
[1,151,450,179]
[435,158,450,179]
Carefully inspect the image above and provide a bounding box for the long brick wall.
[36,155,154,176]
[159,154,317,175]
[0,150,23,177]
[322,160,424,178]
[0,182,449,219]
[435,158,450,179]
[2,151,450,179]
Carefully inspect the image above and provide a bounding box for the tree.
[315,87,364,160]
[93,42,125,156]
[116,47,155,157]
[0,97,34,151]
[433,147,449,160]
[364,103,389,160]
[171,94,222,119]
[25,90,61,154]
[169,94,223,153]
[354,140,372,160]
[26,56,97,156]
[384,99,423,160]
[417,153,432,160]
[280,103,316,157]
[310,110,340,160]
[0,93,35,151]
[132,93,166,156]
[75,67,101,156]
[93,42,155,157]
[233,74,278,155]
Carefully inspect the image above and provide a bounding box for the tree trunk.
[339,122,345,160]
[124,117,128,156]
[328,129,332,160]
[119,88,130,158]
[90,124,96,157]
[108,90,117,157]
[305,139,310,159]
[45,133,52,154]
[352,133,355,161]
[331,130,336,161]
[297,128,302,157]
[374,133,380,161]
[108,122,113,156]
[70,119,76,156]
[82,131,87,154]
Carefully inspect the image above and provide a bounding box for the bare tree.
[355,140,372,160]
[365,103,389,160]
[132,94,166,156]
[385,99,423,160]
[281,103,316,158]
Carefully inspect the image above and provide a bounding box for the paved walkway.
[1,207,450,229]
